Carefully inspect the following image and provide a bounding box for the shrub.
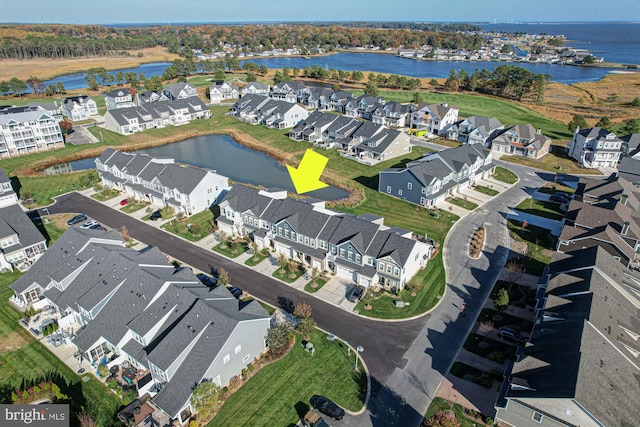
[247,364,254,372]
[21,390,28,400]
[11,392,17,402]
[33,386,40,394]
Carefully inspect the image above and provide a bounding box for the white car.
[80,220,99,229]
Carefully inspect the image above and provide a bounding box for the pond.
[44,134,349,200]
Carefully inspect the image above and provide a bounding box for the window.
[407,182,412,190]
[242,354,251,363]
[355,254,361,263]
[340,248,345,257]
[420,197,426,205]
[348,252,353,261]
[305,236,309,245]
[379,262,385,271]
[394,268,400,276]
[368,257,374,265]
[213,375,221,388]
[1,238,14,248]
[235,345,242,354]
[532,412,543,423]
[386,186,391,193]
[398,189,403,196]
[386,265,392,273]
[291,232,296,240]
[223,354,230,364]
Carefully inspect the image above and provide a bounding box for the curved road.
[45,162,548,426]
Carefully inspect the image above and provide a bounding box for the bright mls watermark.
[1,404,69,426]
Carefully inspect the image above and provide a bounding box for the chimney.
[622,221,630,236]
[537,128,542,134]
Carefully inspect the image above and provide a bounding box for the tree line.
[0,23,486,59]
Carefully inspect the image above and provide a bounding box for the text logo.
[1,405,69,427]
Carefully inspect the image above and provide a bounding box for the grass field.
[17,171,99,208]
[160,209,215,242]
[446,197,478,210]
[514,198,565,221]
[207,330,366,427]
[474,185,499,196]
[426,397,493,426]
[501,145,602,176]
[538,182,576,194]
[507,219,554,276]
[493,166,518,184]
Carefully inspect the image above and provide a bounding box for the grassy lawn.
[245,252,268,267]
[463,333,517,362]
[354,251,445,319]
[14,171,98,209]
[0,271,122,426]
[514,198,565,221]
[538,182,576,194]
[160,209,215,242]
[272,265,304,283]
[501,145,602,176]
[207,330,366,427]
[507,219,554,276]
[449,362,503,389]
[304,277,328,293]
[426,396,494,426]
[493,166,518,184]
[351,89,572,140]
[91,188,120,201]
[213,241,249,258]
[30,215,66,245]
[120,201,149,213]
[474,185,499,196]
[446,197,478,210]
[478,308,535,333]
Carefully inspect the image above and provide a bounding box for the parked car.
[120,198,129,206]
[550,194,569,203]
[66,213,87,226]
[499,327,525,344]
[149,210,162,221]
[88,223,105,230]
[302,409,331,427]
[347,285,365,302]
[228,286,243,299]
[80,220,99,229]
[310,395,345,420]
[196,273,217,287]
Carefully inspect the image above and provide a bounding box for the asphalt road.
[43,162,550,426]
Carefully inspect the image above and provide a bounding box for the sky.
[2,0,639,24]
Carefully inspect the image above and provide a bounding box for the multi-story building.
[240,82,270,97]
[162,82,198,100]
[410,103,459,136]
[444,115,504,146]
[61,95,98,121]
[489,124,552,159]
[271,81,307,104]
[566,127,623,168]
[208,80,239,104]
[378,144,494,208]
[96,148,230,216]
[0,168,17,207]
[104,88,135,110]
[230,95,308,129]
[217,185,434,291]
[0,105,64,159]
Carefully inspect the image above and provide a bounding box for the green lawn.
[91,188,120,201]
[493,166,518,184]
[474,185,499,196]
[304,277,328,293]
[514,198,565,221]
[501,145,602,176]
[538,182,575,194]
[244,252,268,267]
[14,171,98,208]
[120,201,148,213]
[507,219,553,276]
[426,396,494,426]
[161,209,215,242]
[354,251,445,319]
[30,216,66,245]
[351,89,572,140]
[272,265,303,283]
[207,330,366,427]
[446,197,478,210]
[213,242,248,258]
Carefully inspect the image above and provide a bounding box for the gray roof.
[618,157,640,183]
[0,106,55,125]
[622,133,640,155]
[0,168,10,186]
[0,204,46,255]
[63,95,94,108]
[576,126,623,142]
[490,124,550,150]
[105,88,132,98]
[504,247,640,427]
[162,82,196,99]
[105,98,209,127]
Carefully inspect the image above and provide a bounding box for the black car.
[66,213,87,226]
[149,210,162,221]
[196,273,217,287]
[310,395,345,420]
[550,194,569,203]
[347,285,365,302]
[228,286,243,298]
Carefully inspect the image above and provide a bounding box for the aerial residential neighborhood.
[0,5,639,427]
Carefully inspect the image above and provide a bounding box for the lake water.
[45,135,349,201]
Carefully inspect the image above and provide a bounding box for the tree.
[119,225,130,242]
[424,410,460,427]
[364,81,379,96]
[259,65,268,75]
[568,114,589,132]
[412,92,423,104]
[160,206,175,220]
[26,76,44,94]
[245,72,257,82]
[620,118,640,135]
[9,78,26,97]
[595,116,611,129]
[190,381,219,417]
[505,260,526,284]
[297,317,317,339]
[277,253,287,275]
[218,268,230,286]
[218,230,229,249]
[293,302,312,320]
[351,70,364,82]
[631,97,640,108]
[0,81,9,95]
[266,321,292,358]
[583,55,595,64]
[214,69,226,80]
[250,242,259,261]
[58,120,73,135]
[288,259,298,278]
[494,288,509,312]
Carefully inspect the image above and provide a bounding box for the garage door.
[359,277,371,287]
[337,266,357,282]
[312,259,322,271]
[275,244,292,258]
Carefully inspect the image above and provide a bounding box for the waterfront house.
[96,148,230,216]
[356,95,385,120]
[271,81,307,103]
[61,95,98,121]
[329,91,356,114]
[489,124,551,159]
[230,95,308,129]
[352,126,411,162]
[105,88,136,110]
[0,203,47,273]
[208,81,239,104]
[217,185,434,291]
[240,82,270,97]
[566,127,623,168]
[494,247,640,427]
[371,101,413,128]
[137,91,170,105]
[323,115,362,148]
[302,87,333,110]
[410,103,459,136]
[0,168,17,207]
[162,82,198,100]
[103,98,211,136]
[9,227,270,425]
[289,111,340,144]
[0,105,64,159]
[444,115,504,146]
[378,144,494,208]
